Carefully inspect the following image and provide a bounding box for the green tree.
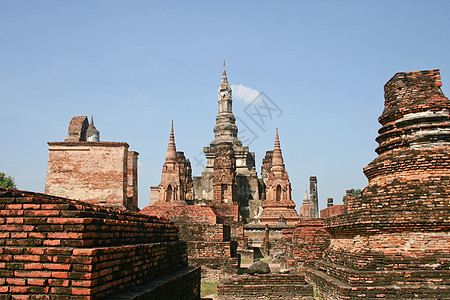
[342,188,361,204]
[0,173,17,189]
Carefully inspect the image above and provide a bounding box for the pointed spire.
[222,59,227,78]
[90,115,94,126]
[275,128,280,150]
[271,128,285,172]
[220,59,230,90]
[166,120,177,163]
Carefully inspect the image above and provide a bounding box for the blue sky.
[1,1,449,210]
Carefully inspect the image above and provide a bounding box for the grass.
[241,256,272,265]
[200,281,218,298]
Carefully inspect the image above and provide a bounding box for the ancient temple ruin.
[307,69,450,298]
[192,61,263,223]
[150,121,193,205]
[259,129,299,225]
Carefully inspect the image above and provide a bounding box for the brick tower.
[259,129,299,225]
[213,142,236,204]
[308,69,450,298]
[151,121,192,205]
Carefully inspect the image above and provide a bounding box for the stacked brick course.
[141,204,240,280]
[307,69,450,299]
[0,188,200,299]
[217,273,314,300]
[320,204,346,219]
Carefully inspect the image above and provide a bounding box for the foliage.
[342,188,361,204]
[0,173,17,189]
[200,281,218,298]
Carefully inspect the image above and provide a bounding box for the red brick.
[14,270,51,278]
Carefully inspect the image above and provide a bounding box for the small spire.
[90,115,94,126]
[222,59,226,77]
[275,128,280,150]
[166,120,177,163]
[220,59,230,90]
[271,128,285,172]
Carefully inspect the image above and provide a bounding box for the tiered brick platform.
[141,204,240,281]
[217,273,314,300]
[307,70,450,299]
[0,188,200,299]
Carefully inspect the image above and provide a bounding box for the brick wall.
[320,204,346,219]
[141,204,240,278]
[0,188,200,299]
[45,142,131,209]
[218,273,314,300]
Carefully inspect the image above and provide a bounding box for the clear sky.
[1,1,449,210]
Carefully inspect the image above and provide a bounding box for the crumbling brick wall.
[0,188,200,299]
[141,204,240,280]
[320,204,346,219]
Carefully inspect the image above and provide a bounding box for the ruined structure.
[150,121,193,205]
[45,116,139,211]
[259,129,299,226]
[141,204,241,281]
[193,61,262,223]
[308,69,450,298]
[0,187,200,299]
[309,176,319,218]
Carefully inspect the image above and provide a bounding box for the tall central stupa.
[193,61,263,223]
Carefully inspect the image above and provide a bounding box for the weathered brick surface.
[308,70,450,299]
[141,204,240,277]
[218,273,314,300]
[290,219,330,265]
[45,141,133,210]
[141,205,219,224]
[320,204,346,219]
[0,188,200,299]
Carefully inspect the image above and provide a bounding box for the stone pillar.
[309,176,319,218]
[264,224,270,257]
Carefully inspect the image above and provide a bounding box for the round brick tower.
[308,69,450,299]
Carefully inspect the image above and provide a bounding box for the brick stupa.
[308,69,450,298]
[259,129,299,225]
[151,121,192,205]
